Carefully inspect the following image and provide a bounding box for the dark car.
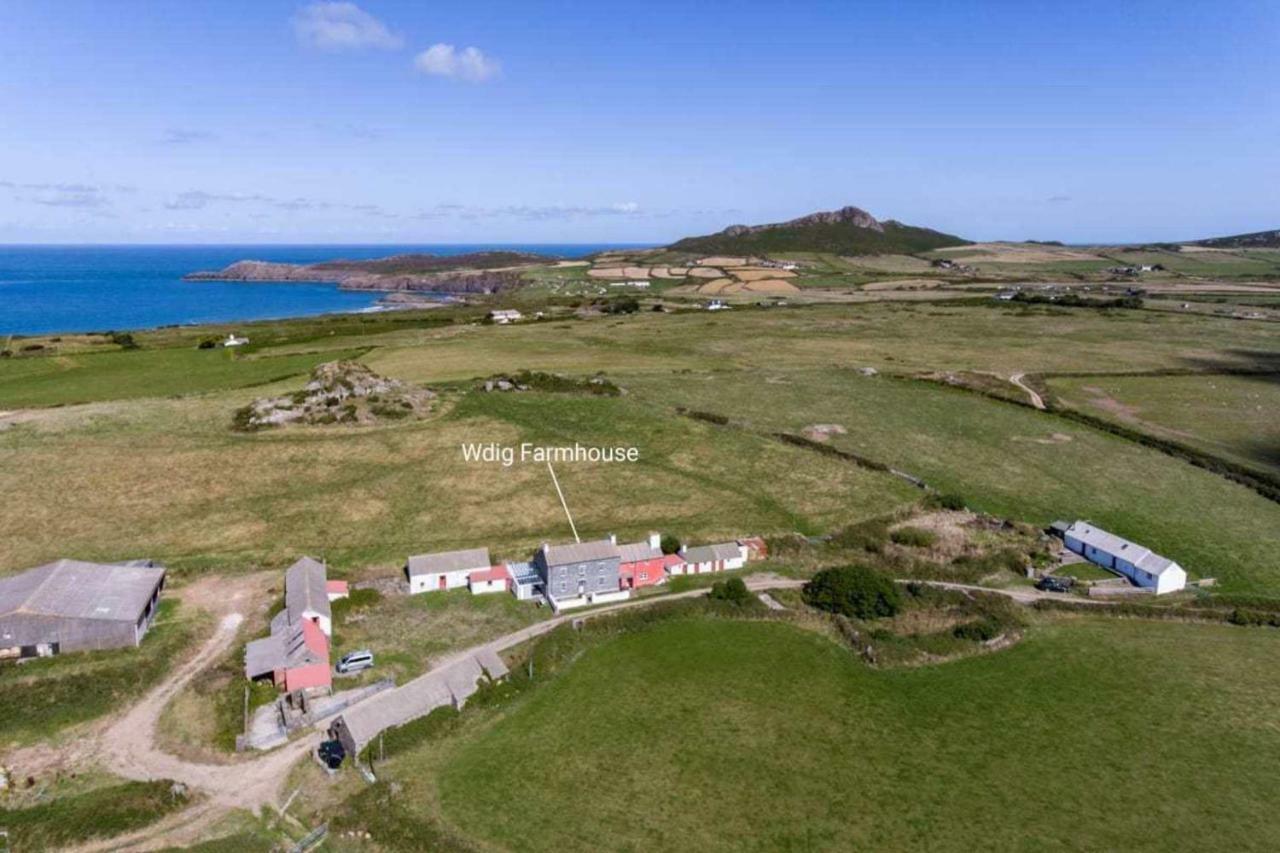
[1035,576,1074,593]
[318,739,346,770]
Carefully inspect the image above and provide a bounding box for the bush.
[828,518,890,553]
[803,565,902,620]
[109,331,139,350]
[660,533,682,555]
[197,338,218,349]
[927,492,967,511]
[707,577,752,605]
[953,617,1003,642]
[890,526,938,548]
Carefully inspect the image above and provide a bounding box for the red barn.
[618,533,668,590]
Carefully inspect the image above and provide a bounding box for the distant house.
[244,556,335,694]
[0,558,166,659]
[610,280,650,289]
[488,309,523,324]
[1062,521,1187,594]
[406,548,492,594]
[674,542,748,575]
[469,564,510,595]
[705,300,729,311]
[534,538,627,610]
[223,334,248,347]
[617,533,667,590]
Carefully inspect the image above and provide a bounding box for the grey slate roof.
[541,539,620,567]
[284,556,330,624]
[406,547,492,578]
[0,559,165,622]
[617,540,662,564]
[1065,522,1181,576]
[682,542,742,564]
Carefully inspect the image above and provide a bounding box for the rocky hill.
[668,205,968,256]
[187,251,547,294]
[1192,229,1280,249]
[233,361,435,431]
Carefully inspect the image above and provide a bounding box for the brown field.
[587,267,627,279]
[731,269,798,281]
[688,267,725,278]
[933,242,1108,263]
[863,278,942,291]
[697,256,748,267]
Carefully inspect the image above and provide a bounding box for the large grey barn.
[0,559,166,658]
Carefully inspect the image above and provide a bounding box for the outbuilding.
[469,564,510,595]
[675,542,748,575]
[406,548,492,594]
[0,558,166,659]
[1062,521,1187,594]
[244,555,336,694]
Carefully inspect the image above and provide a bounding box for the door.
[578,579,586,596]
[439,575,447,590]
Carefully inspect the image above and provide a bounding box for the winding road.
[1009,372,1047,409]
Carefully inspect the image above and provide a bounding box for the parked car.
[336,649,375,674]
[318,739,345,769]
[1035,576,1074,593]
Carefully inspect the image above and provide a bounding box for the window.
[640,572,648,581]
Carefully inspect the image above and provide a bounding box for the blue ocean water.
[0,244,637,335]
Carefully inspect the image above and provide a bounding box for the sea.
[0,244,640,336]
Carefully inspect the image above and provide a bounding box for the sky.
[0,0,1276,244]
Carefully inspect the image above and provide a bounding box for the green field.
[0,345,366,407]
[1046,373,1280,478]
[423,617,1280,851]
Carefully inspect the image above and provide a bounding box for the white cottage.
[1062,522,1187,594]
[406,547,492,594]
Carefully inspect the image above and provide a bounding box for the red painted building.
[618,533,668,590]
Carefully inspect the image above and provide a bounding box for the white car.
[336,649,374,674]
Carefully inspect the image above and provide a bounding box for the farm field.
[1045,373,1280,478]
[620,369,1280,594]
[0,372,916,573]
[409,617,1280,851]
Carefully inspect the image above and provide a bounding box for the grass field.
[620,370,1280,594]
[1046,373,1280,478]
[0,600,201,745]
[0,345,365,407]
[0,778,191,849]
[411,617,1280,851]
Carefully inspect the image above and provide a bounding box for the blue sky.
[0,0,1276,244]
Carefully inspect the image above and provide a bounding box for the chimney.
[609,533,617,545]
[648,532,661,550]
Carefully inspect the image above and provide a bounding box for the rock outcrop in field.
[233,361,435,430]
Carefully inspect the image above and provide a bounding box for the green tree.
[660,534,682,555]
[802,565,901,619]
[708,577,752,605]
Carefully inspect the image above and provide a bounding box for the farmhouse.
[673,542,748,575]
[535,538,628,610]
[488,309,522,324]
[0,559,166,659]
[617,533,667,590]
[1062,521,1187,594]
[407,547,492,594]
[243,556,336,694]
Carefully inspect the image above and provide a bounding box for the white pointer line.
[546,461,580,543]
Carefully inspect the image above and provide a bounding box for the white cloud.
[414,44,501,82]
[293,2,402,51]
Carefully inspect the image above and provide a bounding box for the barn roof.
[406,547,492,578]
[682,542,742,564]
[244,618,329,679]
[284,556,330,624]
[541,539,620,567]
[0,559,165,623]
[1066,522,1181,576]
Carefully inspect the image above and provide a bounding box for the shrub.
[928,492,967,511]
[707,577,752,605]
[660,533,682,555]
[953,617,1003,642]
[890,526,938,548]
[197,338,218,349]
[829,518,890,553]
[803,565,902,620]
[109,331,139,349]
